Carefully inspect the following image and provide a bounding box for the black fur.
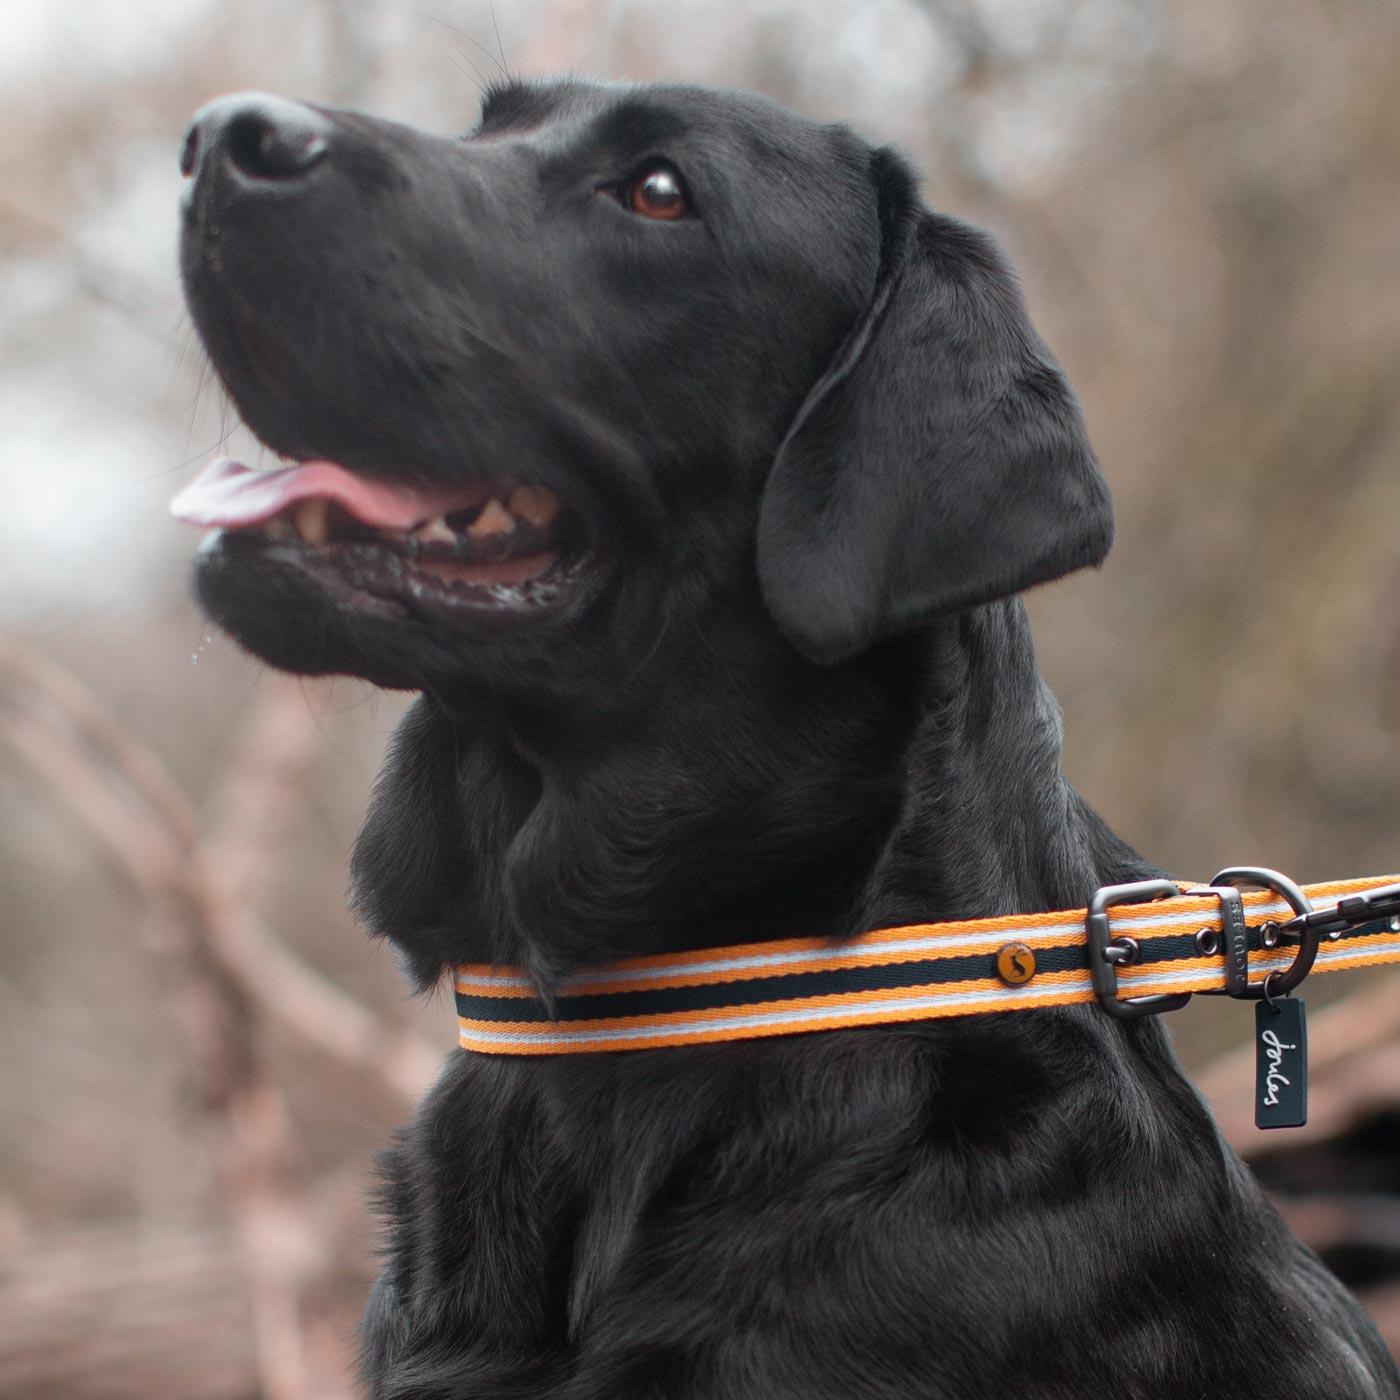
[178,77,1400,1398]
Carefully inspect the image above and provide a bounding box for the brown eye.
[627,167,688,221]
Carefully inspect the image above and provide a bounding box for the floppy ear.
[756,150,1113,665]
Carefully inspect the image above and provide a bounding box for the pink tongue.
[170,457,478,530]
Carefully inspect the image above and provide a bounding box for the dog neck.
[351,597,1148,993]
[855,601,1154,937]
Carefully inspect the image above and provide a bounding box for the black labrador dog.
[175,78,1400,1399]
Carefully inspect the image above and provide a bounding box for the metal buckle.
[1087,880,1193,1020]
[1209,867,1318,1000]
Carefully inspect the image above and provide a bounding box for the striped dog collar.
[453,871,1400,1055]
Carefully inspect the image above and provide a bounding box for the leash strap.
[453,874,1400,1055]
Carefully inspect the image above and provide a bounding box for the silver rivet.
[1103,936,1141,967]
[1389,915,1400,933]
[1195,928,1221,957]
[1260,920,1281,949]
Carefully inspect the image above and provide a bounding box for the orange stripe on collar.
[453,873,1400,1055]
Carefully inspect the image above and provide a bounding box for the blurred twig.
[0,641,437,1102]
[0,1224,254,1400]
[0,638,438,1400]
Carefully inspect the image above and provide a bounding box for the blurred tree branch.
[0,639,438,1399]
[0,641,438,1103]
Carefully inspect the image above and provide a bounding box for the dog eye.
[625,166,689,221]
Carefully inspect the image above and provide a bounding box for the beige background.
[2,1,1398,1394]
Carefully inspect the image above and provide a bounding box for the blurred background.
[2,0,1398,1394]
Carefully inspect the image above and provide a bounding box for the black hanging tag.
[1254,997,1308,1130]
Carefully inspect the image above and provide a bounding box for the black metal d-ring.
[1209,867,1319,999]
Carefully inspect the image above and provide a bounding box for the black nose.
[181,92,332,184]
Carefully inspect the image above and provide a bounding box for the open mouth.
[171,457,594,618]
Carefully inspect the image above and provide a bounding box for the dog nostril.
[179,124,199,178]
[184,94,334,190]
[225,108,329,179]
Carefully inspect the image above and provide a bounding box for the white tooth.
[295,498,329,546]
[468,498,515,537]
[413,515,457,544]
[507,484,561,528]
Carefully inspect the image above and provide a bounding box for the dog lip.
[213,526,600,627]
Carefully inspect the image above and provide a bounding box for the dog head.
[176,78,1113,982]
[176,77,1109,694]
